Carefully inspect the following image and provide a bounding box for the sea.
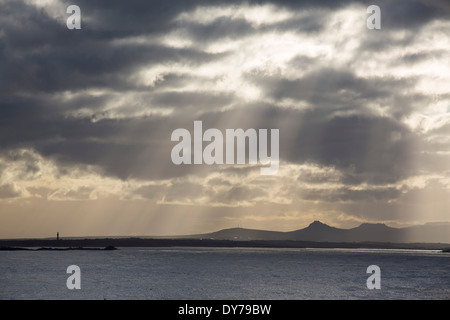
[0,247,449,300]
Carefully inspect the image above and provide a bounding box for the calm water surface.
[1,247,449,299]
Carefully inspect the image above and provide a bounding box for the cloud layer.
[0,0,449,237]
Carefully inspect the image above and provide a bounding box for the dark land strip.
[1,238,449,251]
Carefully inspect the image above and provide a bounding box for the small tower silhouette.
[57,232,59,241]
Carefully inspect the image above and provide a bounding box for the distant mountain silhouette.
[285,221,346,242]
[185,221,450,243]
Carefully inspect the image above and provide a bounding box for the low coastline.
[0,238,449,251]
[0,245,117,251]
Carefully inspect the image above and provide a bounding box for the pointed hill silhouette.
[185,221,450,243]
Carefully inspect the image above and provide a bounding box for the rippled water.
[0,247,449,299]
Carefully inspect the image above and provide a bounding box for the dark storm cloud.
[0,100,426,185]
[29,116,201,180]
[0,0,73,49]
[1,0,445,97]
[298,186,402,203]
[176,17,256,43]
[58,0,227,36]
[249,67,420,111]
[222,186,267,202]
[209,101,421,184]
[267,13,328,34]
[286,112,418,184]
[0,0,447,187]
[380,0,448,29]
[357,1,450,54]
[250,67,432,119]
[395,50,447,65]
[1,41,225,94]
[0,0,230,95]
[358,29,418,53]
[198,103,419,185]
[254,0,450,29]
[124,104,421,184]
[175,10,327,43]
[150,91,236,110]
[0,94,121,147]
[294,112,415,184]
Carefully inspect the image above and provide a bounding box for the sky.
[0,0,449,238]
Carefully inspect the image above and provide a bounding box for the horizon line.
[2,220,450,241]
